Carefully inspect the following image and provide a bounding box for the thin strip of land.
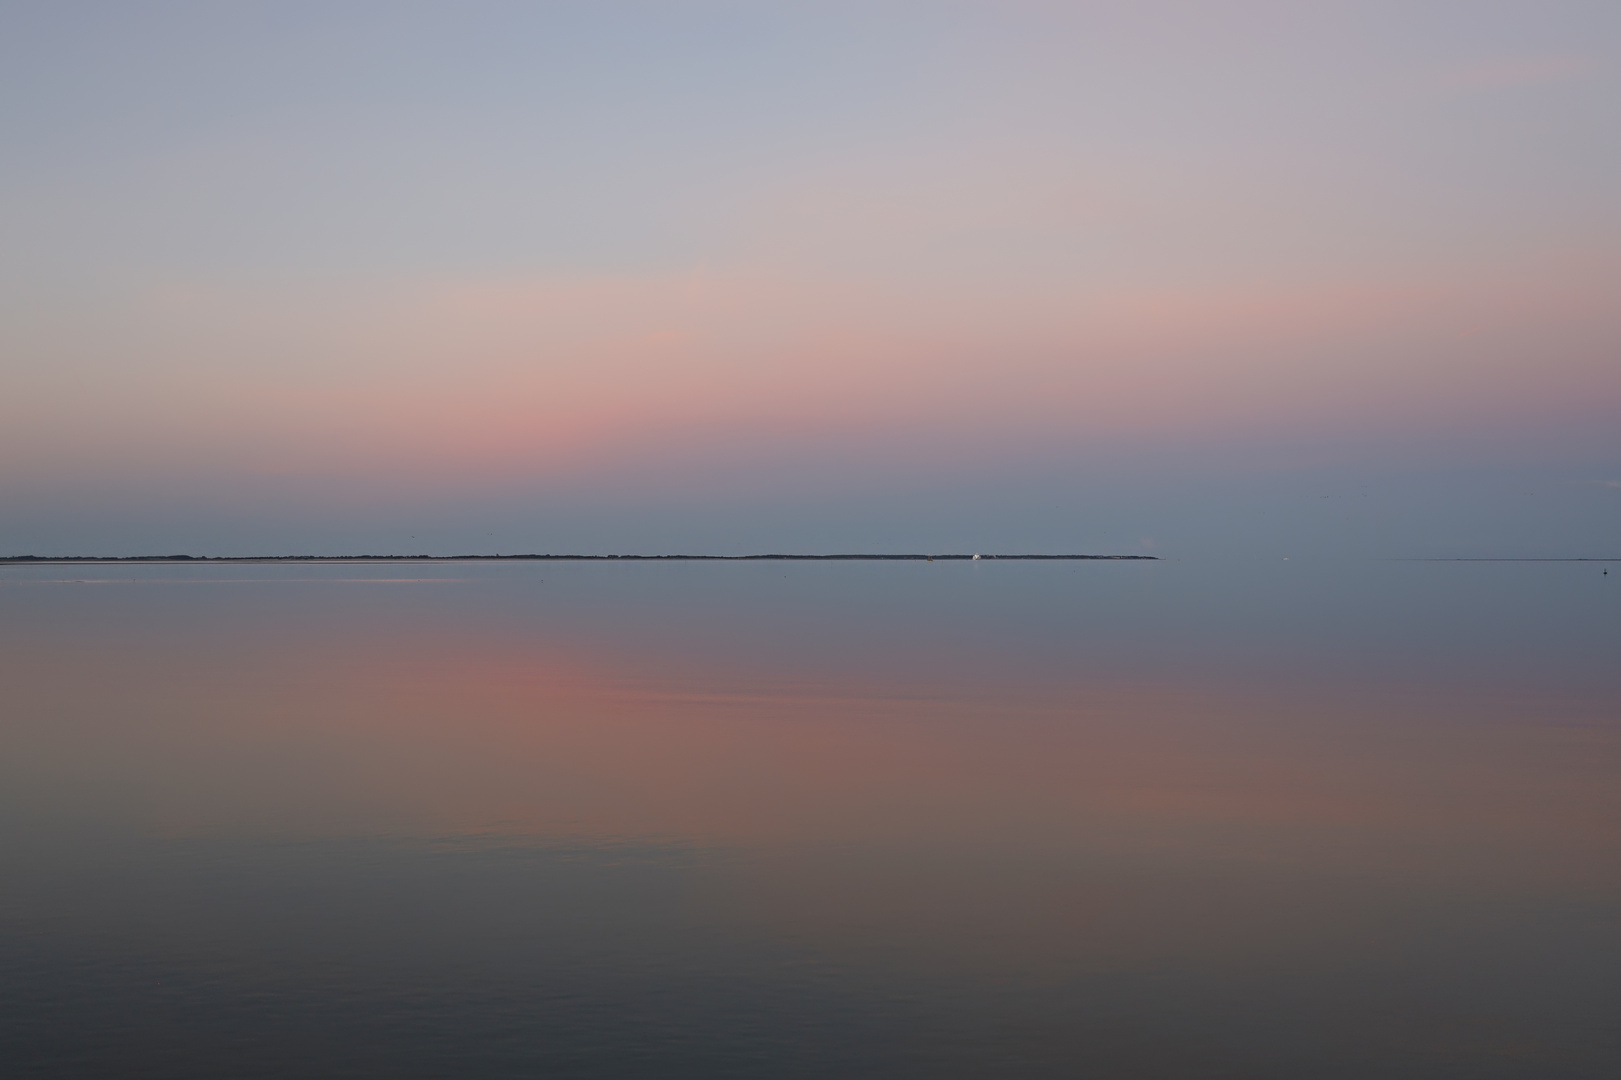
[2,553,1157,564]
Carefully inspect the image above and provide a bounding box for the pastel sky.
[3,1,1618,556]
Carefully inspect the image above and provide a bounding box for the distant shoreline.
[1,554,1158,564]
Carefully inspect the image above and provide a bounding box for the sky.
[2,0,1617,557]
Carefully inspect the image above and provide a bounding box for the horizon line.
[1,553,1159,564]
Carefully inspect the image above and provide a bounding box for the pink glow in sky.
[1,2,1617,555]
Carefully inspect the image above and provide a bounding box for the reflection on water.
[2,560,1618,1077]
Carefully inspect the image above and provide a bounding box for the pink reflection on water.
[10,609,1618,896]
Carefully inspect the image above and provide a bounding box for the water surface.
[2,559,1618,1077]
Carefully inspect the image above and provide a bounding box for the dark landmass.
[2,553,1158,564]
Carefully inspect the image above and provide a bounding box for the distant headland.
[2,553,1158,564]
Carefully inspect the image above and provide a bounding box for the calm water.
[2,559,1618,1078]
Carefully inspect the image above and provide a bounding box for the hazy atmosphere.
[4,0,1617,556]
[6,5,1621,1079]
